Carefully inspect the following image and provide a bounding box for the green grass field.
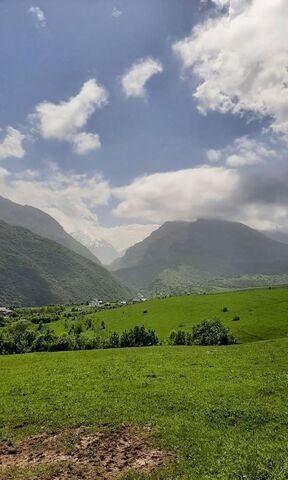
[1,340,288,479]
[49,287,288,344]
[1,287,288,479]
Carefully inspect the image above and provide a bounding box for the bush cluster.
[0,321,159,355]
[111,325,159,348]
[168,319,236,346]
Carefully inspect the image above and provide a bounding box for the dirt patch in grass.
[0,424,171,479]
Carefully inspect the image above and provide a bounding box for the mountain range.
[72,231,120,265]
[2,193,288,304]
[0,196,130,306]
[111,219,288,295]
[0,196,100,265]
[0,219,130,307]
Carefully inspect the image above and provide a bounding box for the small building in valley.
[0,307,14,317]
[88,299,104,308]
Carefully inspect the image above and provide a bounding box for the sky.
[0,0,288,250]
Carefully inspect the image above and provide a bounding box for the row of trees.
[0,318,235,355]
[0,322,159,355]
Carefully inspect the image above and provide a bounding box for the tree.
[191,319,236,346]
[168,330,187,345]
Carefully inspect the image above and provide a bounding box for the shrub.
[74,321,84,335]
[120,326,158,348]
[191,319,236,346]
[222,306,229,313]
[76,333,102,350]
[168,330,187,345]
[232,316,240,322]
[30,330,56,352]
[107,331,120,348]
[48,333,76,352]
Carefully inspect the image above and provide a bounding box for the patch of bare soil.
[0,424,171,479]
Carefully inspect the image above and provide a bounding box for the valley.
[1,287,288,478]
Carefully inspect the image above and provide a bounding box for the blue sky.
[0,0,287,250]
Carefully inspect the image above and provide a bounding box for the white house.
[88,299,104,308]
[0,307,14,317]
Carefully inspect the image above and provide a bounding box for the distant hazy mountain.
[0,196,100,264]
[0,220,130,306]
[72,231,120,265]
[112,219,288,295]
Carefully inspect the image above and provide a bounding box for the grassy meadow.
[1,287,288,479]
[46,287,288,344]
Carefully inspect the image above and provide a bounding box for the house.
[88,299,104,308]
[136,292,147,302]
[0,307,14,317]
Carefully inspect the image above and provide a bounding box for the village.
[88,292,147,308]
[0,293,147,318]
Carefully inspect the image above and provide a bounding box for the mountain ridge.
[0,196,100,264]
[72,231,120,265]
[112,219,288,294]
[0,219,130,306]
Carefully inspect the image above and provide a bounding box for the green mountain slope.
[112,219,288,294]
[0,220,130,306]
[0,196,100,264]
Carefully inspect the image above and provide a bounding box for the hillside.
[46,286,288,344]
[112,219,288,294]
[0,220,130,306]
[0,196,100,264]
[1,288,288,478]
[1,338,287,479]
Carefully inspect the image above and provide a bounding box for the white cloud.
[214,0,228,4]
[206,149,222,163]
[77,224,160,252]
[113,166,240,222]
[29,6,46,28]
[207,136,278,167]
[111,163,288,235]
[32,79,108,154]
[0,127,25,161]
[173,0,288,142]
[121,57,163,98]
[0,164,158,251]
[0,163,110,232]
[112,7,122,18]
[71,132,101,155]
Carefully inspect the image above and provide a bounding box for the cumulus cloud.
[0,127,25,161]
[29,6,46,27]
[206,149,222,163]
[112,7,122,18]
[71,132,101,155]
[211,0,229,6]
[113,166,240,222]
[32,79,108,154]
[0,164,158,251]
[173,0,288,142]
[0,163,110,232]
[112,160,288,234]
[207,136,278,167]
[121,57,163,98]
